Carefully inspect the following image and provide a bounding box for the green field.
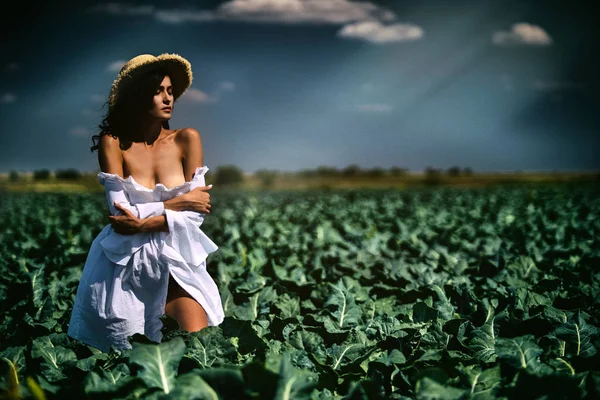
[1,182,599,399]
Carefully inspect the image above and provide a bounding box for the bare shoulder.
[99,132,120,147]
[175,127,202,143]
[175,128,204,170]
[98,134,123,174]
[98,133,122,157]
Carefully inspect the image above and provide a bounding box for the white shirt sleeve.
[102,178,165,219]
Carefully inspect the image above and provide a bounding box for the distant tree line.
[423,166,473,185]
[7,164,475,187]
[9,169,83,181]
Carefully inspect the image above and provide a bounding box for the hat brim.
[109,53,193,109]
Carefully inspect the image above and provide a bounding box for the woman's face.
[149,75,174,120]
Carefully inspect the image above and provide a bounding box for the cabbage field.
[1,182,599,399]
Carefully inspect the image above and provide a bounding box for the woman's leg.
[164,275,208,331]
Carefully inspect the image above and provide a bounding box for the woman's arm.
[110,196,209,234]
[138,214,169,233]
[108,200,185,234]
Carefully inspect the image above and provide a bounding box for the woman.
[67,53,224,353]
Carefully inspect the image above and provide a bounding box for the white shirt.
[67,165,223,353]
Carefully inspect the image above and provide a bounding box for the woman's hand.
[108,202,142,235]
[181,185,213,214]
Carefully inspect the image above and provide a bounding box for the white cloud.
[218,81,236,91]
[87,1,423,45]
[179,82,235,103]
[69,127,91,137]
[492,23,552,46]
[181,88,217,103]
[107,60,126,72]
[337,20,423,44]
[355,103,393,113]
[89,0,393,24]
[154,9,215,23]
[1,93,16,104]
[216,0,385,24]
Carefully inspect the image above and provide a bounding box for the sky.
[1,0,598,174]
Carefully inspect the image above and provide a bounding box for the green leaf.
[31,334,77,382]
[324,279,362,329]
[83,363,131,394]
[287,329,328,365]
[233,286,277,321]
[274,353,318,400]
[274,293,301,320]
[413,302,439,323]
[415,376,465,400]
[75,351,108,372]
[468,305,497,363]
[548,358,576,376]
[196,367,246,399]
[495,334,553,374]
[184,327,239,368]
[167,371,219,400]
[365,314,405,341]
[456,364,501,399]
[30,267,45,309]
[373,349,406,366]
[551,309,600,358]
[430,284,455,321]
[326,330,376,371]
[129,336,186,394]
[236,270,267,294]
[0,346,26,377]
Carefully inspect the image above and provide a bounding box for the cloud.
[218,81,236,91]
[337,20,423,44]
[215,0,391,24]
[69,127,92,137]
[181,88,217,103]
[492,23,552,46]
[88,0,394,24]
[107,60,126,72]
[1,93,16,104]
[87,1,423,44]
[179,81,235,103]
[355,103,393,113]
[154,9,216,23]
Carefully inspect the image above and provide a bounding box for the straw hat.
[108,53,193,111]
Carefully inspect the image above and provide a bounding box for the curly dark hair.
[90,65,173,152]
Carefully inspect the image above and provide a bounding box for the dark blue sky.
[1,0,598,173]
